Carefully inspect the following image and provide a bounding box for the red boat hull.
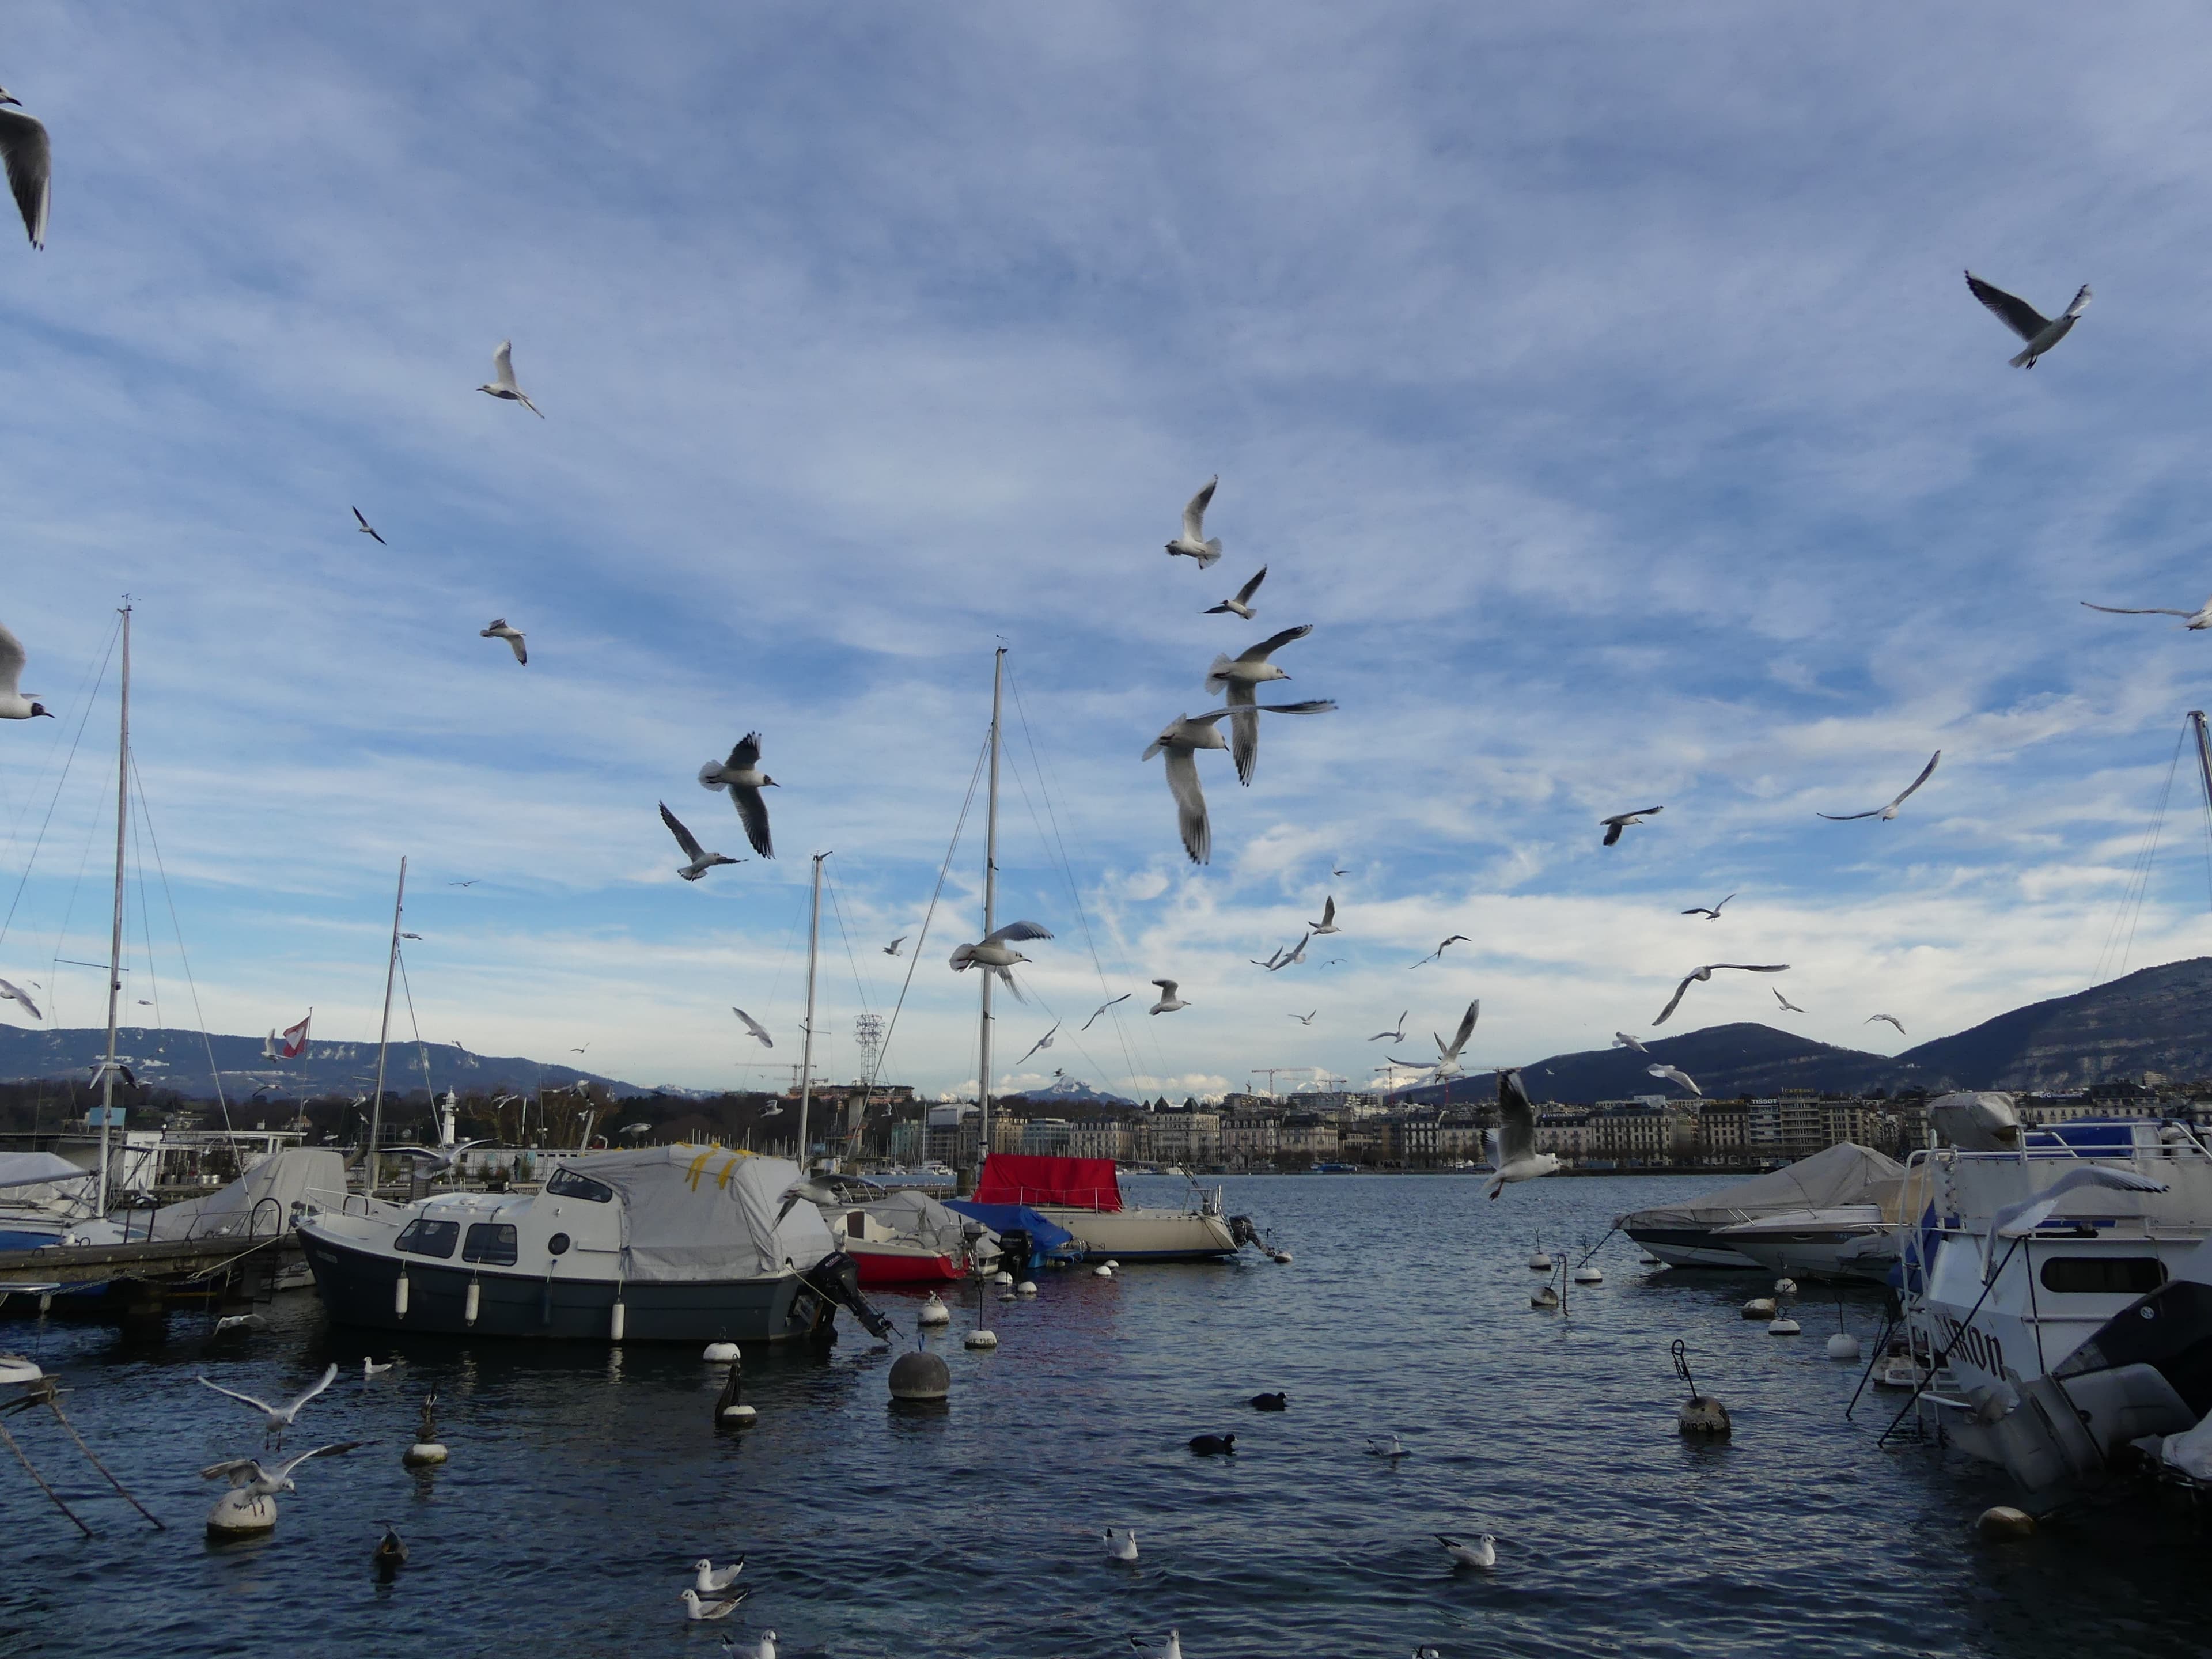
[850,1247,964,1286]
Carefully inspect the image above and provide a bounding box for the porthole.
[548,1232,571,1255]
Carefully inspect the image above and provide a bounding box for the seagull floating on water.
[362,1358,395,1379]
[1773,988,1805,1014]
[699,733,778,858]
[2081,594,2212,630]
[1601,806,1662,847]
[196,1362,339,1447]
[694,1558,746,1594]
[718,1632,775,1659]
[1486,1069,1561,1200]
[1308,896,1340,935]
[373,1522,408,1575]
[1143,701,1337,863]
[478,339,544,416]
[1647,1062,1702,1097]
[1103,1527,1139,1562]
[351,507,385,546]
[1205,624,1315,785]
[1437,1532,1497,1569]
[681,1588,749,1622]
[1865,1013,1906,1036]
[730,1007,773,1048]
[1129,1631,1183,1659]
[1366,1434,1408,1459]
[479,619,527,665]
[1965,270,2091,369]
[0,88,50,248]
[1165,478,1224,567]
[0,977,41,1021]
[1204,566,1266,618]
[950,921,1053,1002]
[1411,935,1469,969]
[1681,893,1734,921]
[1149,979,1190,1015]
[660,802,743,882]
[1654,964,1790,1026]
[1818,751,1938,822]
[0,622,52,721]
[1082,993,1131,1031]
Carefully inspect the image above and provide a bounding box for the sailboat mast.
[2191,711,2212,827]
[367,857,407,1198]
[95,603,132,1209]
[976,646,1006,1169]
[797,851,825,1169]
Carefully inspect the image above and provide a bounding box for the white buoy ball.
[993,1270,1014,1286]
[1272,1249,1294,1264]
[1677,1395,1732,1437]
[1573,1266,1603,1284]
[1774,1278,1798,1296]
[1105,1259,1121,1268]
[1016,1281,1037,1296]
[401,1442,449,1467]
[918,1294,952,1325]
[206,1489,278,1537]
[719,1403,757,1426]
[1827,1332,1862,1361]
[1978,1505,2036,1540]
[1530,1285,1560,1309]
[703,1342,740,1363]
[964,1328,999,1349]
[1767,1317,1801,1336]
[1741,1297,1777,1320]
[1094,1264,1115,1278]
[1528,1253,1552,1271]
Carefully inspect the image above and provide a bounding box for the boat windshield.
[545,1169,615,1203]
[395,1218,460,1259]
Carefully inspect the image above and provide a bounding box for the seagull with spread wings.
[1865,1013,1907,1036]
[478,338,544,415]
[1654,963,1790,1025]
[1647,1062,1702,1097]
[1143,700,1338,863]
[1411,935,1469,969]
[351,507,385,546]
[0,976,41,1021]
[1681,893,1734,921]
[1205,624,1317,786]
[201,1441,366,1500]
[1369,1010,1408,1043]
[1774,987,1805,1014]
[195,1362,340,1448]
[1082,993,1132,1031]
[1600,806,1663,847]
[1485,1070,1560,1199]
[1307,896,1340,935]
[479,619,527,665]
[949,921,1053,1002]
[1016,1024,1059,1066]
[883,936,906,956]
[730,1008,773,1048]
[698,732,778,858]
[659,802,742,882]
[2082,594,2212,630]
[1204,566,1267,618]
[1165,476,1224,566]
[1290,1011,1317,1025]
[1818,751,1939,822]
[0,87,50,249]
[0,620,50,722]
[1964,270,2092,368]
[1148,979,1190,1014]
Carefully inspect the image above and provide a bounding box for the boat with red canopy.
[975,1154,1247,1262]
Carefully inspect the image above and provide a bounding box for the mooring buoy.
[1827,1332,1862,1361]
[1574,1266,1603,1285]
[1016,1281,1037,1296]
[703,1341,740,1363]
[1741,1297,1776,1320]
[918,1294,951,1325]
[206,1488,278,1537]
[889,1349,951,1402]
[1977,1505,2036,1540]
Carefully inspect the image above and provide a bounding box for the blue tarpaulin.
[942,1201,1084,1270]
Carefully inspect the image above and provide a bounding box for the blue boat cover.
[942,1201,1083,1268]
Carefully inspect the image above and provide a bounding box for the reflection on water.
[2,1173,2207,1658]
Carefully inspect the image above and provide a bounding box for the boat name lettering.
[1930,1310,2004,1377]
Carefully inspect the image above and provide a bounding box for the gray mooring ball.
[889,1349,952,1402]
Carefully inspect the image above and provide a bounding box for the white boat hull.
[1032,1205,1237,1262]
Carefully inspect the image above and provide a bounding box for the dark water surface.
[3,1173,2206,1658]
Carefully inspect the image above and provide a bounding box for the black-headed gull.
[694,1557,745,1593]
[730,1007,773,1048]
[1307,896,1339,935]
[681,1588,749,1621]
[698,733,778,859]
[1437,1532,1497,1569]
[1128,1632,1182,1659]
[0,89,50,249]
[351,507,385,545]
[1366,1434,1408,1459]
[1601,806,1662,846]
[1081,993,1131,1031]
[1369,1011,1407,1042]
[1486,1069,1560,1199]
[1773,987,1805,1014]
[1965,271,2090,368]
[1149,979,1189,1014]
[1647,1062,1702,1096]
[2082,595,2212,630]
[1612,1032,1646,1052]
[1203,566,1266,618]
[195,1362,340,1448]
[0,976,41,1021]
[479,619,527,665]
[1290,1010,1316,1025]
[200,1440,365,1499]
[1654,964,1790,1025]
[478,339,543,416]
[1427,1001,1479,1075]
[1143,700,1336,863]
[883,936,906,956]
[1017,1023,1059,1065]
[1865,1013,1906,1036]
[1980,1166,2167,1281]
[950,921,1052,1002]
[1681,893,1734,921]
[1818,751,1939,822]
[0,621,52,721]
[1410,935,1469,969]
[660,802,743,882]
[1103,1527,1138,1562]
[1165,477,1223,566]
[1205,624,1315,785]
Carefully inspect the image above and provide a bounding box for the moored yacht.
[974,1154,1249,1262]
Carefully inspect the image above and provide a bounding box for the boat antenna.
[94,601,132,1211]
[974,646,1006,1187]
[367,857,407,1198]
[797,850,827,1171]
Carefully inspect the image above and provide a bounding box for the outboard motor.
[804,1249,896,1342]
[995,1226,1035,1275]
[1229,1215,1260,1249]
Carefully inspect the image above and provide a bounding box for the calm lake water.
[2,1173,2206,1658]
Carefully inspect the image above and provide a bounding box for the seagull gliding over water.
[195,1362,340,1448]
[699,733,778,858]
[1965,271,2092,368]
[1654,964,1790,1025]
[1601,806,1662,846]
[1486,1069,1560,1199]
[1818,751,1939,821]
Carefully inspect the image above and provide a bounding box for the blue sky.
[5,3,2212,1102]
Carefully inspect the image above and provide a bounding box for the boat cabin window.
[394,1218,459,1259]
[2039,1256,2166,1295]
[545,1169,614,1203]
[463,1222,519,1266]
[547,1232,571,1255]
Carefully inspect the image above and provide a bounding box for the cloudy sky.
[5,3,2212,1104]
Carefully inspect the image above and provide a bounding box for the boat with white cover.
[1615,1142,1904,1270]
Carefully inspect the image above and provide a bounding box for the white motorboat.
[1616,1143,1904,1270]
[1711,1204,1899,1283]
[974,1154,1247,1262]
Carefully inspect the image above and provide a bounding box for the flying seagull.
[195,1362,340,1448]
[1819,751,1939,821]
[1308,896,1340,935]
[1369,1010,1408,1043]
[1427,1000,1480,1076]
[1681,893,1735,921]
[478,339,543,416]
[1017,1023,1059,1066]
[1601,806,1662,847]
[0,620,52,719]
[1485,1069,1560,1199]
[730,1007,773,1048]
[0,977,41,1021]
[883,937,906,957]
[200,1441,366,1501]
[1142,701,1338,863]
[1148,979,1189,1014]
[2081,594,2212,630]
[1205,623,1315,785]
[1980,1165,2167,1281]
[0,88,50,249]
[949,921,1054,1002]
[1204,566,1267,619]
[351,507,385,546]
[1647,1062,1702,1097]
[698,732,778,858]
[448,879,478,887]
[1165,476,1224,566]
[1611,1032,1649,1056]
[1271,933,1312,971]
[1250,944,1288,971]
[1290,1011,1317,1025]
[1081,993,1132,1031]
[1773,987,1805,1014]
[1965,270,2091,369]
[1411,935,1470,969]
[1865,1013,1907,1036]
[1654,963,1791,1025]
[479,619,527,665]
[659,802,742,881]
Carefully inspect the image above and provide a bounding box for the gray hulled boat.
[1614,1142,1904,1271]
